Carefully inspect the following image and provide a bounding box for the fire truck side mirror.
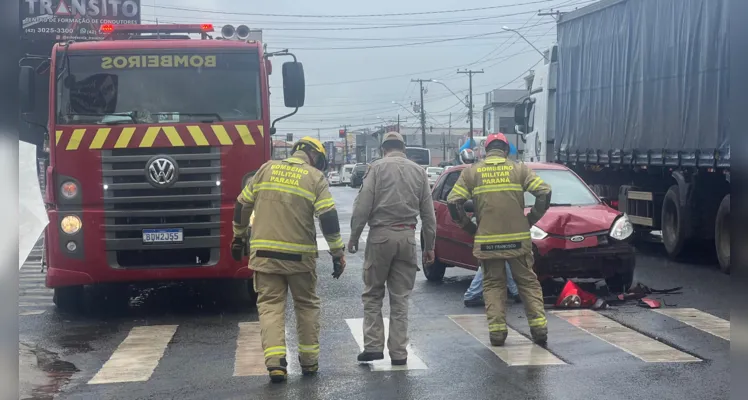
[282,61,305,108]
[19,66,35,113]
[514,102,526,126]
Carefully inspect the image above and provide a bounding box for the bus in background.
[405,146,431,168]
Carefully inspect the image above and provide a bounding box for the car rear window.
[524,170,599,207]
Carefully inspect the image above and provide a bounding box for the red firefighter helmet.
[484,132,509,149]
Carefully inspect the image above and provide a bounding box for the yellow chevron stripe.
[162,126,185,147]
[114,127,136,148]
[66,129,86,150]
[258,125,264,138]
[90,128,111,149]
[211,125,232,145]
[140,127,161,148]
[187,126,209,146]
[235,125,255,145]
[55,131,62,147]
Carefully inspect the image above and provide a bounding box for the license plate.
[142,229,183,244]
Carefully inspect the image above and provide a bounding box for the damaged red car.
[422,162,636,292]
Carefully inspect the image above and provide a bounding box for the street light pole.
[502,26,549,61]
[411,79,430,147]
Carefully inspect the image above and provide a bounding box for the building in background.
[482,89,528,158]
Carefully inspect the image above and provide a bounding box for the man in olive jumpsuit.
[447,133,552,346]
[348,131,437,365]
[232,137,346,383]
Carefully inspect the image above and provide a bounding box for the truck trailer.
[514,0,731,272]
[18,23,307,310]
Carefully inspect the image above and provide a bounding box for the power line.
[143,0,555,18]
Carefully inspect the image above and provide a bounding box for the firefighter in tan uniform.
[447,133,552,346]
[348,132,437,365]
[232,137,346,383]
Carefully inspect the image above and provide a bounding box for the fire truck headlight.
[61,181,79,199]
[61,215,82,235]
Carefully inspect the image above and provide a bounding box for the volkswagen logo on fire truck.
[145,156,179,188]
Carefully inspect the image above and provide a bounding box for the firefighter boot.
[531,326,548,346]
[268,357,288,383]
[357,351,385,362]
[489,331,508,347]
[300,357,319,376]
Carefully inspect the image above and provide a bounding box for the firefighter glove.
[332,255,346,279]
[463,222,478,236]
[231,237,246,261]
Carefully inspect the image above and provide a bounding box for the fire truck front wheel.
[53,286,85,312]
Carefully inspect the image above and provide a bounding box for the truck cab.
[18,23,306,310]
[515,44,558,163]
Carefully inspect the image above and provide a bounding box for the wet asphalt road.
[19,187,731,400]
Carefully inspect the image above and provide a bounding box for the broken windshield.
[56,51,262,125]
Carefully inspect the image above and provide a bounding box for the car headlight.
[60,181,78,199]
[530,225,548,240]
[609,214,634,240]
[60,215,82,235]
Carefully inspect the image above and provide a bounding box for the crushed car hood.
[528,204,621,236]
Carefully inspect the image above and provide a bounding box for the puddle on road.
[20,342,79,400]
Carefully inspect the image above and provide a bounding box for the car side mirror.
[464,200,475,213]
[19,66,35,113]
[600,196,612,207]
[282,61,305,108]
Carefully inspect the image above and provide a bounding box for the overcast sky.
[139,0,594,141]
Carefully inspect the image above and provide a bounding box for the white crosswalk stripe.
[18,248,53,317]
[58,307,730,385]
[345,318,428,371]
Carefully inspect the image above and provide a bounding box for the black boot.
[391,358,407,366]
[489,331,508,347]
[357,351,384,362]
[268,367,287,383]
[531,327,548,346]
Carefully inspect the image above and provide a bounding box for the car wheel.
[421,233,446,282]
[661,185,690,260]
[605,270,634,293]
[715,194,730,274]
[53,286,85,312]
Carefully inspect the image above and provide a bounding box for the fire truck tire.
[53,286,85,312]
[222,279,256,307]
[661,185,689,260]
[715,194,730,274]
[421,233,446,282]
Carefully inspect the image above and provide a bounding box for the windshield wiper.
[151,112,224,122]
[549,203,574,207]
[66,112,136,123]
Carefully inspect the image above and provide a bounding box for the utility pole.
[457,70,483,143]
[411,79,430,147]
[448,112,452,162]
[340,125,349,164]
[317,128,321,141]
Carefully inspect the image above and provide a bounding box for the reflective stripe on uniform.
[485,157,507,164]
[488,323,507,332]
[527,177,544,191]
[250,239,318,253]
[285,157,304,164]
[473,183,523,195]
[528,316,547,328]
[241,185,254,202]
[451,184,470,198]
[314,198,335,213]
[324,233,345,250]
[474,232,531,244]
[298,344,320,354]
[253,182,315,202]
[264,346,286,359]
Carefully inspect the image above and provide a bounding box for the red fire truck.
[19,23,306,310]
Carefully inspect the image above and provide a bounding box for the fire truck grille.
[102,147,221,268]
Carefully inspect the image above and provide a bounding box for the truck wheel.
[421,233,446,282]
[53,286,84,313]
[661,185,689,259]
[715,194,730,274]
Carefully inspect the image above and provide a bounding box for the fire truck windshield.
[56,51,262,125]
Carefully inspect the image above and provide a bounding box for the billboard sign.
[21,0,141,41]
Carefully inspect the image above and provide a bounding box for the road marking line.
[20,310,46,316]
[88,325,178,384]
[448,314,565,366]
[552,310,700,363]
[345,318,428,371]
[20,296,53,301]
[234,322,300,376]
[653,308,730,341]
[20,289,51,294]
[19,302,54,307]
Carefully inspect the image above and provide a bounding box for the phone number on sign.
[36,27,74,34]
